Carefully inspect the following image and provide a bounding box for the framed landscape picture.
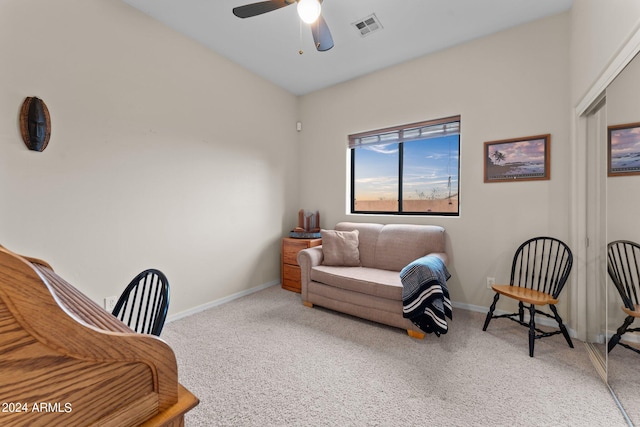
[608,122,640,177]
[484,134,550,183]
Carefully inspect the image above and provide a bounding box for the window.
[349,116,460,216]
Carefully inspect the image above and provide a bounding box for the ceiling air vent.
[352,14,383,37]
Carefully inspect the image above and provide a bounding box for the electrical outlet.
[104,296,118,312]
[486,277,495,289]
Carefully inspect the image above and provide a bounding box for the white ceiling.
[121,0,573,95]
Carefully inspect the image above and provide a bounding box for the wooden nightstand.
[281,237,322,293]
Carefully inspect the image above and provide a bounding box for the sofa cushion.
[335,222,445,271]
[321,229,361,266]
[375,224,444,271]
[310,265,402,300]
[308,281,403,314]
[335,222,383,268]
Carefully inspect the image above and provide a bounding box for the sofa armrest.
[297,246,323,301]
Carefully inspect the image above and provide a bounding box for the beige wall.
[606,53,640,244]
[298,13,571,314]
[568,0,640,339]
[570,0,640,106]
[605,53,640,328]
[0,0,299,316]
[3,0,640,323]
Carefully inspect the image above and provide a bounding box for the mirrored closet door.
[604,51,640,425]
[584,95,608,380]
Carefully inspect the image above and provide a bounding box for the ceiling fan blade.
[311,15,334,51]
[233,0,293,19]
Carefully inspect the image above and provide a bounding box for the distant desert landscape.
[354,195,458,213]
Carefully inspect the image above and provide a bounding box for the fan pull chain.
[299,19,304,55]
[314,21,320,49]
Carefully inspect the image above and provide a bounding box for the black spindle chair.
[482,237,574,357]
[607,240,640,354]
[112,269,170,336]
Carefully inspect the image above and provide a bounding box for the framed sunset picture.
[484,134,550,183]
[608,122,640,177]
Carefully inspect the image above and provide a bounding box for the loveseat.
[297,222,448,339]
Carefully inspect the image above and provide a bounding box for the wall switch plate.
[104,296,118,312]
[486,277,495,289]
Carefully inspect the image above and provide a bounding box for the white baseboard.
[165,280,280,323]
[604,328,640,345]
[165,286,586,341]
[453,301,578,339]
[457,300,639,346]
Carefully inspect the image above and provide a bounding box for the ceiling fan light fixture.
[297,0,321,24]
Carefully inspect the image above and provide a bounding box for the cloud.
[489,138,546,163]
[611,127,640,155]
[363,144,398,155]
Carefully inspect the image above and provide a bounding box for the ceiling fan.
[233,0,334,52]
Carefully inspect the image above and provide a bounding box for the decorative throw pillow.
[321,229,361,266]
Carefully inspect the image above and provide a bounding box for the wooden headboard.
[0,246,198,426]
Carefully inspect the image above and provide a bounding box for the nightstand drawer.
[282,264,301,291]
[283,240,309,265]
[281,237,321,293]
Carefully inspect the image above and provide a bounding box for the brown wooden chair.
[482,237,574,357]
[112,269,170,336]
[607,240,640,354]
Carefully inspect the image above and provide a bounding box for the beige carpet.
[161,285,628,426]
[598,340,640,425]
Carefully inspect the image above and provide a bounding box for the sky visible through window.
[354,134,459,203]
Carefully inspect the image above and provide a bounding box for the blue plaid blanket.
[400,255,452,336]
